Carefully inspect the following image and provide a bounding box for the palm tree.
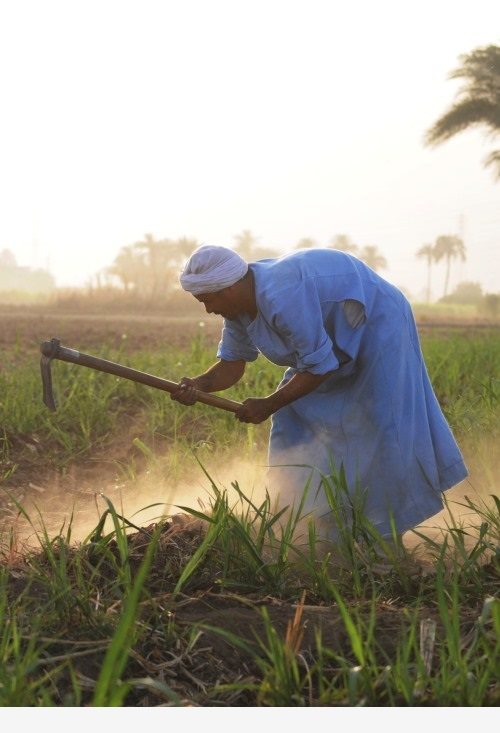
[416,244,435,303]
[425,44,500,178]
[233,230,259,260]
[133,234,176,297]
[109,235,199,295]
[433,235,466,298]
[108,245,141,291]
[175,237,199,259]
[295,237,317,249]
[232,230,280,261]
[252,245,281,260]
[329,234,359,255]
[359,245,388,272]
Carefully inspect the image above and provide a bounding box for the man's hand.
[170,359,246,409]
[235,370,335,424]
[235,398,274,424]
[170,377,199,406]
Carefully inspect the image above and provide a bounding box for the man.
[172,243,467,539]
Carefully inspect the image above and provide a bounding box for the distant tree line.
[104,234,198,297]
[102,229,499,317]
[104,230,390,297]
[415,235,466,302]
[0,249,55,294]
[440,281,499,318]
[414,237,498,316]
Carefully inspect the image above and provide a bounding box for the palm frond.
[425,44,500,178]
[484,149,500,179]
[425,98,500,145]
[450,45,500,97]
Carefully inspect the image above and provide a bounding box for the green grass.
[0,327,498,706]
[0,332,279,475]
[0,480,498,706]
[423,330,500,436]
[1,329,498,474]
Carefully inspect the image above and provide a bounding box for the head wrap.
[179,244,248,295]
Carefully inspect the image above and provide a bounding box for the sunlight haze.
[0,0,499,299]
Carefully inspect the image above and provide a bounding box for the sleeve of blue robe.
[217,318,259,362]
[266,281,341,374]
[262,277,365,376]
[217,275,368,377]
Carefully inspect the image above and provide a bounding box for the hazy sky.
[1,0,499,299]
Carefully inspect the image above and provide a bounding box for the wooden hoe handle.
[40,338,243,414]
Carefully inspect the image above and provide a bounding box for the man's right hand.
[170,377,199,405]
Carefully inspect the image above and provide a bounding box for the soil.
[4,513,465,707]
[0,309,222,354]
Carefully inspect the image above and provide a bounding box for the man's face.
[195,286,242,320]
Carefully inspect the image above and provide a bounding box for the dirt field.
[0,309,223,354]
[2,305,497,348]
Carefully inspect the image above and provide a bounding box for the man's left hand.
[235,398,274,424]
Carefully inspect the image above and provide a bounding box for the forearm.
[235,369,335,424]
[191,359,246,392]
[267,370,333,412]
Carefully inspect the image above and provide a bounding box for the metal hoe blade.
[40,338,61,411]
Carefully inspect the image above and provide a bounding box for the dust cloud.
[3,455,274,550]
[2,433,496,559]
[404,433,499,557]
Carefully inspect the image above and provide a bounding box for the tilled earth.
[5,513,472,707]
[0,309,222,354]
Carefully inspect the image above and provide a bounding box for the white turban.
[179,244,248,295]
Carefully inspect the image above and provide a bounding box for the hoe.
[40,337,242,414]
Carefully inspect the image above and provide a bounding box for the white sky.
[0,0,499,299]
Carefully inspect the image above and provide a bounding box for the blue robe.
[217,249,468,537]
